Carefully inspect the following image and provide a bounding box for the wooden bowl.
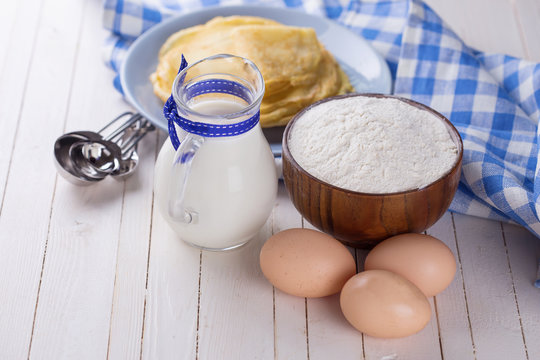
[282,94,463,249]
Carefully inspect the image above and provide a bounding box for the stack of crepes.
[150,16,353,127]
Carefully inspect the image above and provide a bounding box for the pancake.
[150,15,353,127]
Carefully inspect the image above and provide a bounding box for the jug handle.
[168,134,204,224]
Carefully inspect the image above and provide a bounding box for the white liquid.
[190,98,246,116]
[154,99,277,250]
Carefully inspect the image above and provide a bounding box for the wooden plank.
[106,130,160,358]
[272,184,309,360]
[300,222,364,360]
[27,0,134,356]
[273,183,302,233]
[0,0,19,73]
[307,293,365,360]
[502,222,540,360]
[197,218,274,359]
[29,184,124,358]
[452,213,527,360]
[141,199,200,359]
[360,245,442,360]
[512,0,540,61]
[427,212,475,360]
[0,0,83,357]
[361,299,442,360]
[424,0,527,58]
[422,0,470,40]
[0,0,43,208]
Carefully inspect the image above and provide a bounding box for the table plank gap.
[137,234,152,360]
[269,197,277,360]
[500,222,530,360]
[272,184,307,360]
[195,250,203,360]
[432,297,444,360]
[272,286,277,360]
[0,0,19,72]
[136,130,165,360]
[270,193,277,359]
[270,208,277,360]
[512,0,540,61]
[423,228,447,360]
[355,249,366,360]
[452,213,527,360]
[304,218,363,360]
[105,182,128,358]
[305,298,311,360]
[500,222,540,360]
[448,212,477,359]
[0,0,45,217]
[26,176,58,359]
[508,0,532,60]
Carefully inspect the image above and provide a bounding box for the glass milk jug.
[154,54,277,251]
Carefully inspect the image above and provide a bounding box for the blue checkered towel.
[103,0,540,239]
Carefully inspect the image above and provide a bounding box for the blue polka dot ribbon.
[163,55,260,150]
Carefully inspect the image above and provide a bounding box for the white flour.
[288,97,458,193]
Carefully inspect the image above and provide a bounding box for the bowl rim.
[282,93,464,197]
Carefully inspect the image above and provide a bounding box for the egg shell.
[364,233,456,297]
[340,270,431,338]
[259,228,356,298]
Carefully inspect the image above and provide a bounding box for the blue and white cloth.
[103,0,540,239]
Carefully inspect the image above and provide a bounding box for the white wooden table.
[1,0,539,359]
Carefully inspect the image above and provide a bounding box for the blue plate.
[120,5,392,154]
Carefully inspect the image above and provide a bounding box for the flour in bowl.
[287,96,458,193]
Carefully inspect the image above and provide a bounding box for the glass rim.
[171,54,265,121]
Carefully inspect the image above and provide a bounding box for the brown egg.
[259,228,356,298]
[340,270,431,338]
[364,233,456,297]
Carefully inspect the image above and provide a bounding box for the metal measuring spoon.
[53,113,155,185]
[110,117,155,180]
[69,139,122,178]
[53,131,105,185]
[111,150,139,180]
